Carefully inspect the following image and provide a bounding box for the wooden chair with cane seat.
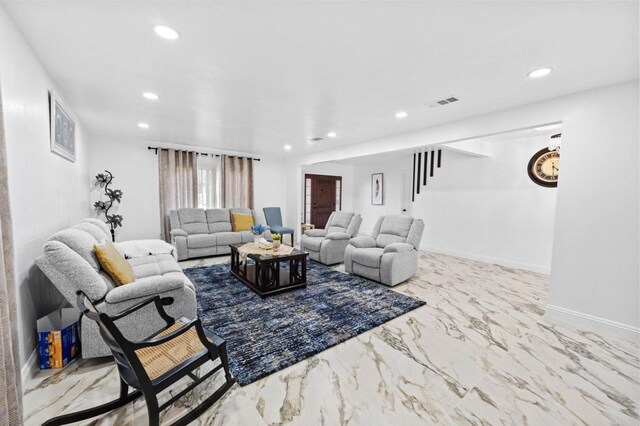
[44,292,235,426]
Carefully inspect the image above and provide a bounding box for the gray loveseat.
[300,211,362,265]
[36,218,197,358]
[344,215,424,286]
[169,208,268,261]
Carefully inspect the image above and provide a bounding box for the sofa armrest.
[170,229,188,237]
[349,236,377,248]
[105,276,184,305]
[304,229,327,237]
[326,232,350,241]
[383,243,415,253]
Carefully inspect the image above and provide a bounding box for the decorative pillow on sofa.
[94,241,136,285]
[231,213,254,232]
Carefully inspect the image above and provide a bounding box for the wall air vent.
[308,137,323,142]
[428,96,460,108]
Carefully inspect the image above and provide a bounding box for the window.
[335,180,341,211]
[197,154,222,208]
[305,177,312,224]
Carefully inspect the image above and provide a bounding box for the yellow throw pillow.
[231,213,254,232]
[94,241,136,285]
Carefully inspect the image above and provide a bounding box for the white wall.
[548,83,639,338]
[88,137,159,241]
[0,5,91,367]
[352,160,409,234]
[298,80,639,339]
[351,136,559,273]
[88,135,287,241]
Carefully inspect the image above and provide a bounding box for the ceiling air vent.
[308,137,323,142]
[428,96,460,108]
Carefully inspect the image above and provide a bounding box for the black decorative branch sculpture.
[94,170,123,242]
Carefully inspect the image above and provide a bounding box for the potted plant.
[251,224,267,243]
[272,233,281,249]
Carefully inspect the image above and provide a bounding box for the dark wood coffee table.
[229,243,308,297]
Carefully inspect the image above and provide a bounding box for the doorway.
[401,172,413,216]
[304,174,342,228]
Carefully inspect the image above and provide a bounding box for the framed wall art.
[371,173,383,205]
[49,90,76,162]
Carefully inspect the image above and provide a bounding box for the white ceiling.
[3,1,637,156]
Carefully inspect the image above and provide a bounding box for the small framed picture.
[49,90,76,162]
[371,173,383,205]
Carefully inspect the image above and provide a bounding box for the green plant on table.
[272,233,282,241]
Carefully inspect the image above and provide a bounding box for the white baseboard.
[21,349,37,383]
[420,245,550,274]
[545,304,640,343]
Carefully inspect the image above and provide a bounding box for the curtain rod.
[147,146,260,161]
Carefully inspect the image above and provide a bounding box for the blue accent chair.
[263,207,294,246]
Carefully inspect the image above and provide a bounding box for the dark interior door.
[308,174,340,228]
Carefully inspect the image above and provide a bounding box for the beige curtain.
[158,149,198,241]
[0,85,23,425]
[223,156,254,209]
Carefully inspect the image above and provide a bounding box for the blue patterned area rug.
[183,261,425,386]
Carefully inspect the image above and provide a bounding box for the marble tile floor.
[23,252,639,425]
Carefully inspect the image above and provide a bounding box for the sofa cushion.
[94,241,135,285]
[329,211,354,229]
[376,234,407,247]
[376,215,414,247]
[239,231,254,243]
[352,247,384,268]
[231,213,254,232]
[352,262,381,282]
[214,232,242,246]
[129,254,182,279]
[73,222,108,243]
[177,209,209,234]
[379,215,413,238]
[302,236,324,252]
[49,228,100,271]
[81,218,111,240]
[42,241,108,301]
[206,209,232,233]
[187,234,217,249]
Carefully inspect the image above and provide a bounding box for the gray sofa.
[300,211,362,265]
[36,218,197,358]
[169,208,269,261]
[344,215,424,286]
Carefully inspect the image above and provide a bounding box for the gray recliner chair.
[301,211,362,265]
[344,215,424,286]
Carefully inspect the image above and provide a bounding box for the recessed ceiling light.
[528,67,553,79]
[535,123,562,132]
[284,144,292,151]
[137,122,150,129]
[327,132,337,138]
[142,92,159,100]
[395,111,408,119]
[153,25,180,40]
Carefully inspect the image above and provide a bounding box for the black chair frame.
[43,291,235,426]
